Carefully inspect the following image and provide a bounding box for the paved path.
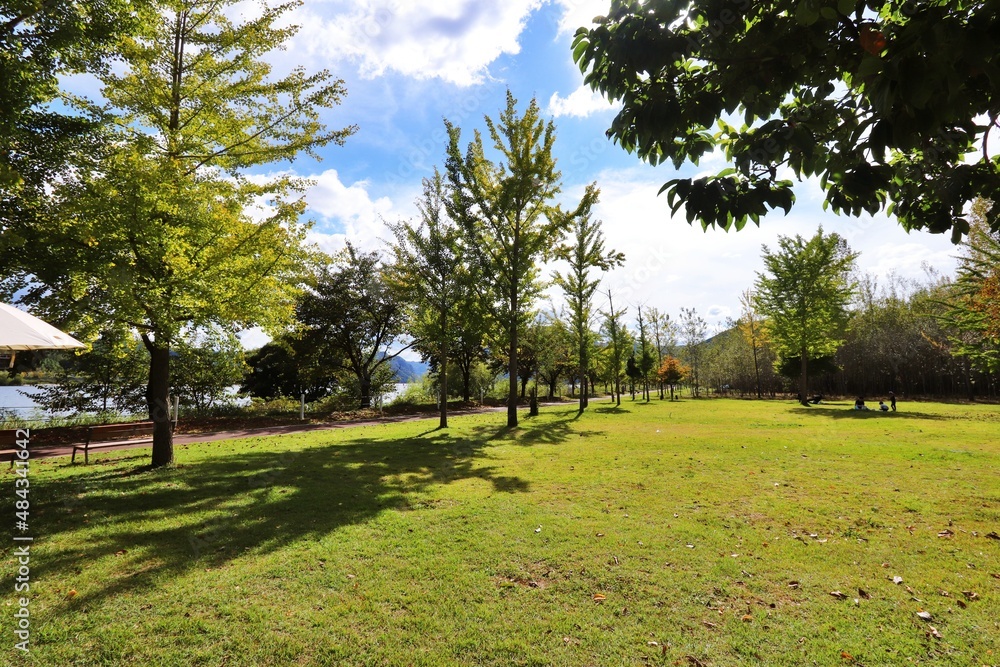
[6,404,522,463]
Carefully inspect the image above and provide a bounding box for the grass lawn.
[4,398,999,666]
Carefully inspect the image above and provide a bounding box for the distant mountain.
[390,356,429,383]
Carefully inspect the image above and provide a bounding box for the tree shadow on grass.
[9,408,602,617]
[5,417,565,619]
[593,406,628,414]
[470,409,604,446]
[791,405,949,420]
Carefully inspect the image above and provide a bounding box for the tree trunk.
[752,343,762,399]
[799,349,809,406]
[507,316,518,428]
[439,315,448,428]
[360,375,372,409]
[142,335,173,468]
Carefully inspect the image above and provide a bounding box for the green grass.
[4,398,999,666]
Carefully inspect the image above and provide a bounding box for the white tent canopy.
[0,302,86,351]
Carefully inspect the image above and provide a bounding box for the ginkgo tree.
[445,91,590,427]
[5,0,355,467]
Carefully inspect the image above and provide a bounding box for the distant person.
[889,391,896,411]
[854,396,868,410]
[809,394,823,404]
[879,401,889,412]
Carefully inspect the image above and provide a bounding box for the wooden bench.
[72,422,156,464]
[1,429,27,466]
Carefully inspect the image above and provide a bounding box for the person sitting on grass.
[879,401,889,412]
[854,396,869,410]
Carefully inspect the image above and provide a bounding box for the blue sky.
[180,1,964,344]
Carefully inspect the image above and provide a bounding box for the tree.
[572,1,1000,239]
[679,307,707,397]
[534,311,576,400]
[29,330,148,416]
[754,229,858,404]
[298,245,410,409]
[241,337,336,402]
[171,330,246,413]
[601,288,629,405]
[387,170,473,428]
[4,0,355,467]
[738,289,769,398]
[635,305,656,401]
[553,199,624,412]
[944,198,1000,374]
[657,355,689,401]
[647,308,672,399]
[445,91,584,427]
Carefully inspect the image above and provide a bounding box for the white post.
[173,395,180,430]
[300,393,305,420]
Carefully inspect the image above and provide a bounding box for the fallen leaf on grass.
[927,626,943,639]
[647,641,659,647]
[65,590,77,600]
[684,656,706,667]
[741,614,753,622]
[841,651,854,662]
[858,588,871,599]
[830,591,848,600]
[962,591,978,601]
[892,576,903,585]
[788,581,800,589]
[957,599,967,609]
[937,529,954,538]
[917,611,933,621]
[562,636,580,645]
[702,621,717,628]
[985,531,1000,540]
[114,550,127,556]
[593,593,606,602]
[992,573,1000,580]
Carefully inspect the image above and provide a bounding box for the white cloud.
[553,0,611,34]
[548,84,619,118]
[304,169,414,255]
[289,0,543,86]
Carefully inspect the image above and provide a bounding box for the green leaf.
[795,1,820,25]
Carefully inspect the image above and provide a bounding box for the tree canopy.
[573,0,1000,240]
[754,229,858,404]
[445,91,579,427]
[3,0,355,466]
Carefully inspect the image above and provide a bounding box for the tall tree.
[553,196,624,412]
[387,170,472,428]
[573,1,1000,239]
[657,355,689,401]
[944,198,1000,374]
[3,0,355,467]
[445,91,580,427]
[635,305,656,401]
[601,288,629,406]
[679,307,707,397]
[754,229,858,404]
[298,245,410,409]
[738,289,769,399]
[241,336,336,402]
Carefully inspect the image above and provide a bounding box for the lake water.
[0,382,412,417]
[0,385,46,415]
